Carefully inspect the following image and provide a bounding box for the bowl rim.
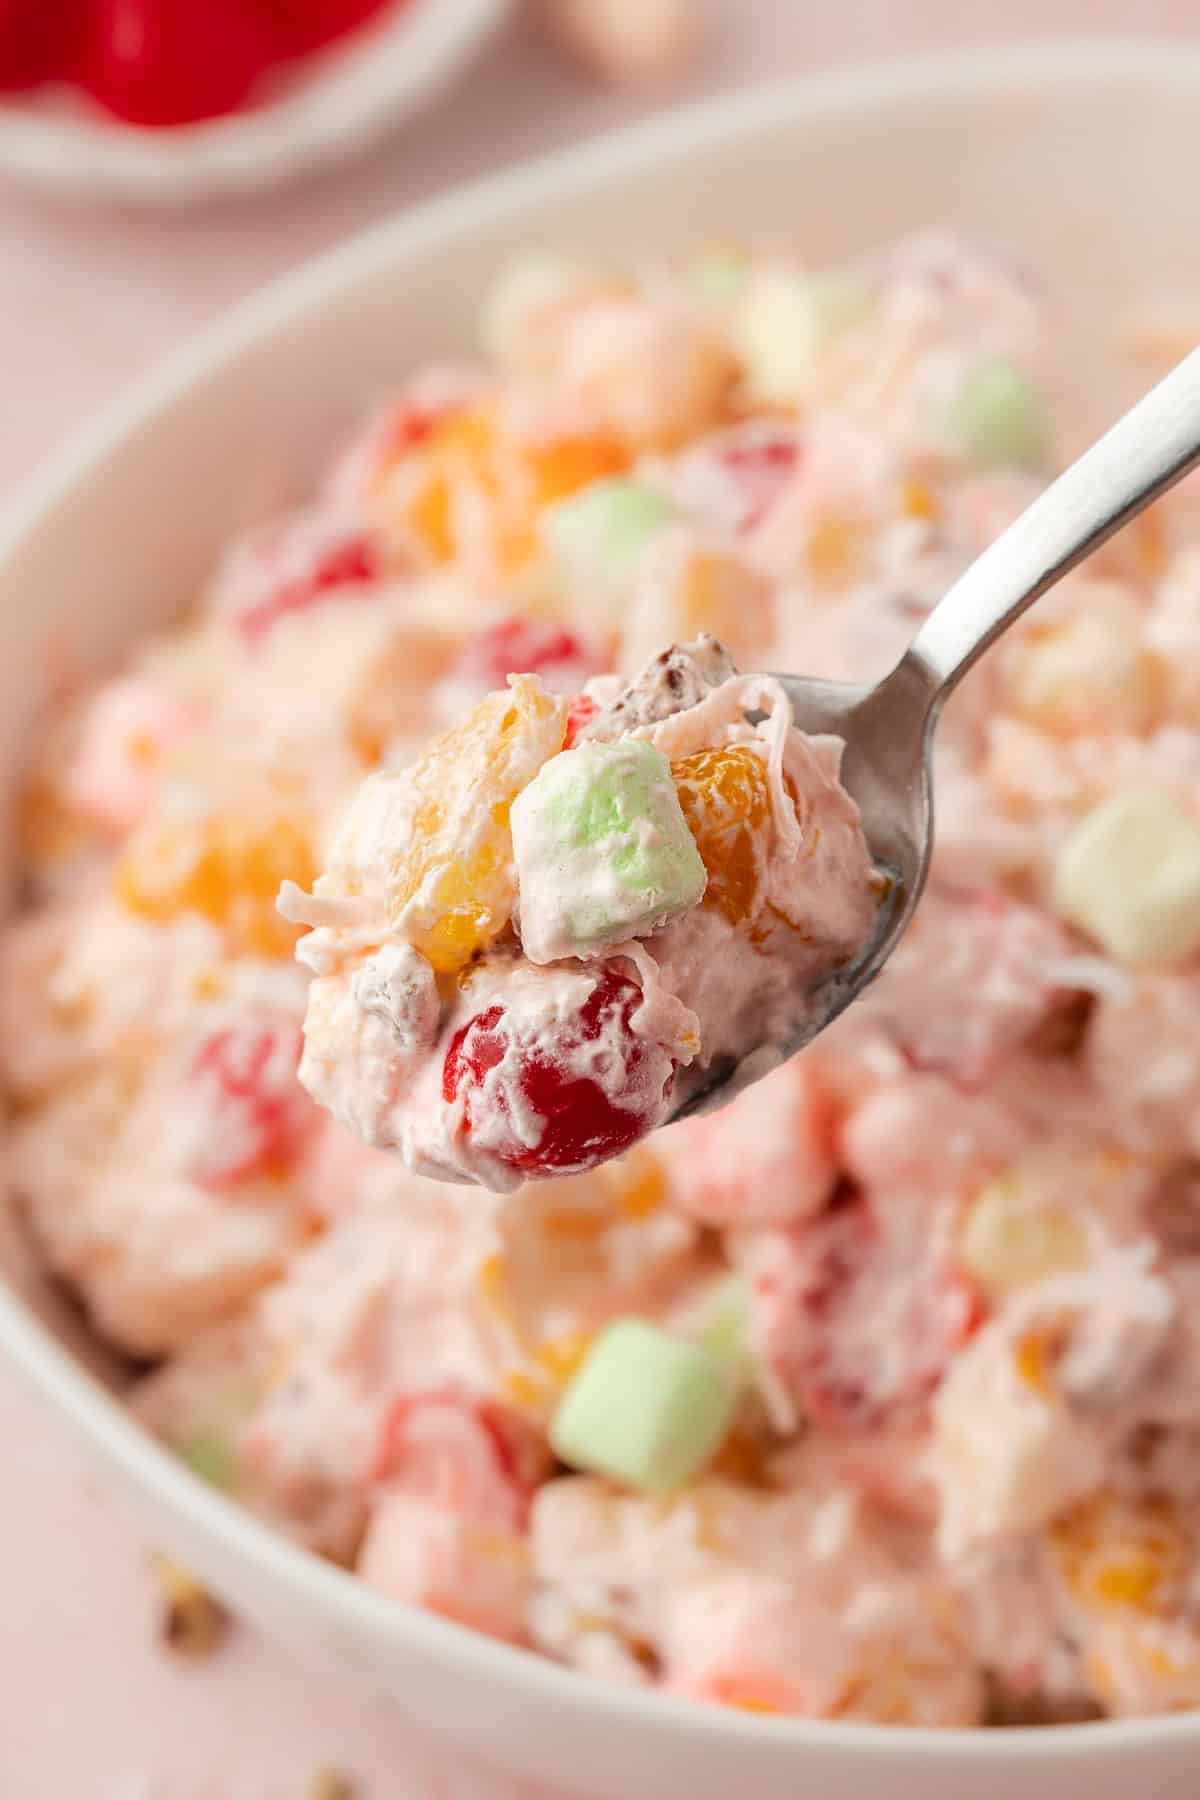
[5,36,1200,1763]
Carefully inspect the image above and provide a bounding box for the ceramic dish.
[0,0,509,203]
[4,43,1200,1799]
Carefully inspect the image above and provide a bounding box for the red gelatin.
[263,0,395,58]
[184,1021,309,1187]
[443,967,672,1176]
[753,1191,985,1433]
[449,617,603,701]
[720,430,802,531]
[369,1387,547,1528]
[374,399,442,465]
[563,691,599,748]
[80,0,281,127]
[0,0,82,90]
[235,526,379,644]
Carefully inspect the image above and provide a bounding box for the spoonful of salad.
[280,348,1200,1190]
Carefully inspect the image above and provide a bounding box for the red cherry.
[751,1191,985,1433]
[81,0,281,127]
[563,691,598,748]
[448,618,604,703]
[232,522,379,644]
[368,1387,546,1528]
[0,0,81,90]
[262,0,394,60]
[443,967,673,1176]
[720,430,802,531]
[183,1021,310,1188]
[375,399,441,463]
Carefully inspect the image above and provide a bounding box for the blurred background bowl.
[0,0,510,203]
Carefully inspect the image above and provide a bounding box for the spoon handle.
[908,346,1200,701]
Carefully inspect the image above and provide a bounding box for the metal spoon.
[672,348,1200,1120]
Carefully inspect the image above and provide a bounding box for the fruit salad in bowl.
[281,631,878,1187]
[10,223,1200,1733]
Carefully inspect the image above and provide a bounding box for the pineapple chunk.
[1004,599,1162,737]
[1052,788,1200,969]
[959,1168,1090,1294]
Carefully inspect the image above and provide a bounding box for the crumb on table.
[152,1555,231,1660]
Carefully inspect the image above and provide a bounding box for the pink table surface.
[1,3,1196,1795]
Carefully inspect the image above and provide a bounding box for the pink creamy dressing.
[7,234,1200,1725]
[282,652,875,1189]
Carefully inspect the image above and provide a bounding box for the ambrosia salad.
[9,235,1200,1725]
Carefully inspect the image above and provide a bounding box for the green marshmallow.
[945,356,1047,470]
[550,1319,739,1494]
[545,739,693,879]
[511,738,707,962]
[542,479,679,587]
[176,1428,235,1491]
[690,253,749,304]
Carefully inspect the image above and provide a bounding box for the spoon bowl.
[667,662,934,1121]
[781,656,937,1019]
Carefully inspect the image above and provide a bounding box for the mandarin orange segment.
[614,1151,667,1221]
[395,405,496,565]
[500,1369,548,1411]
[115,812,316,959]
[406,467,455,563]
[1013,1329,1053,1393]
[534,1329,594,1386]
[526,434,627,509]
[803,511,860,587]
[491,435,629,574]
[900,478,938,520]
[1054,1496,1186,1618]
[397,401,628,572]
[672,744,771,926]
[385,673,566,972]
[1087,1555,1168,1614]
[677,549,731,635]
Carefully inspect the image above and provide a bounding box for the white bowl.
[0,0,510,203]
[4,41,1200,1799]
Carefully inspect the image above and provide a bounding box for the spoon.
[671,347,1200,1120]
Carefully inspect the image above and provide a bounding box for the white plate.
[0,0,510,202]
[4,41,1200,1800]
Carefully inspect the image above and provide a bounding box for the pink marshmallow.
[63,677,200,838]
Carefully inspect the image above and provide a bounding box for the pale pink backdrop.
[1,3,1194,1795]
